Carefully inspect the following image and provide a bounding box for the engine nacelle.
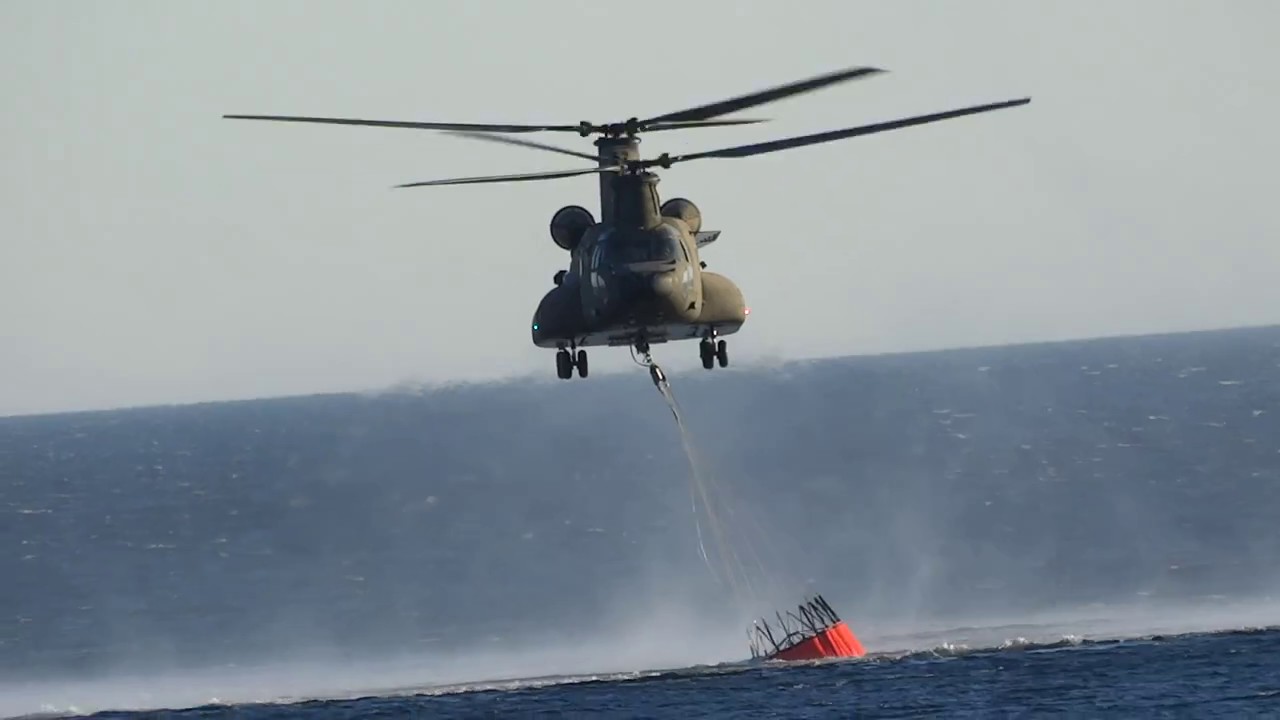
[660,197,701,233]
[550,205,595,251]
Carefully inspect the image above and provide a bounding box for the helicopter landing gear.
[556,346,588,379]
[699,335,728,369]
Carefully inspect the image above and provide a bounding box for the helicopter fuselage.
[531,215,747,350]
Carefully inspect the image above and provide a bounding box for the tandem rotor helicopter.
[225,66,1029,380]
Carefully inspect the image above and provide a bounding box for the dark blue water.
[3,325,1279,717]
[62,629,1280,718]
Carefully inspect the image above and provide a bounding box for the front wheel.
[555,350,573,379]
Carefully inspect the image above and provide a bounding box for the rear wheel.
[576,350,589,378]
[716,339,728,368]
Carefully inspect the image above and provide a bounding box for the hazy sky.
[3,1,1277,416]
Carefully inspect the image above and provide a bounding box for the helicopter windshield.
[592,225,681,270]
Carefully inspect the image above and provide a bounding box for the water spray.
[629,342,866,663]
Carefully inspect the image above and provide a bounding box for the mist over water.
[2,325,1279,716]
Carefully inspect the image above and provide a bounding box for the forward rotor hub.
[577,117,657,138]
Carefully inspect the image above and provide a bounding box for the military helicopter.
[224,66,1028,380]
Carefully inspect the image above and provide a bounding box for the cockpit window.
[650,224,681,262]
[592,225,680,269]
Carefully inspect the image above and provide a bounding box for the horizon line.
[3,321,1277,422]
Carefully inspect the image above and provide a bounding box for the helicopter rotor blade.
[442,131,599,161]
[660,97,1030,165]
[394,165,623,188]
[223,114,767,136]
[640,66,885,126]
[224,65,891,138]
[222,114,586,133]
[643,119,769,131]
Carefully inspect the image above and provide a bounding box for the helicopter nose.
[650,271,676,298]
[648,270,695,319]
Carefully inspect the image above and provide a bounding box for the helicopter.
[224,66,1029,380]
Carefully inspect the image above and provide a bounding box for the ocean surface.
[3,325,1279,717]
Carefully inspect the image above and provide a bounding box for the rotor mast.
[595,134,642,224]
